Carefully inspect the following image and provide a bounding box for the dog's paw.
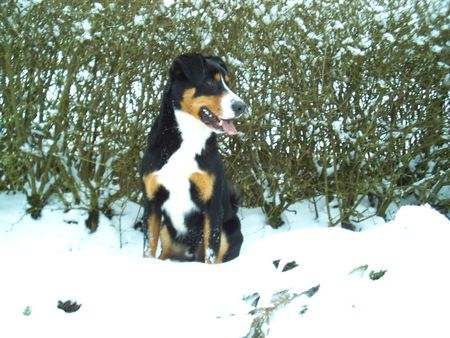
[204,249,216,264]
[143,250,154,258]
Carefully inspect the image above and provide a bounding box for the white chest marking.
[155,110,212,235]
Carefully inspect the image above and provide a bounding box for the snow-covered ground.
[0,192,449,338]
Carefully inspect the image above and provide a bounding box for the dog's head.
[169,54,246,136]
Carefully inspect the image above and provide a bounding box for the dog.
[140,54,246,263]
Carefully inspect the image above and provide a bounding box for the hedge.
[1,0,448,230]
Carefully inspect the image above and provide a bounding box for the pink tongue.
[221,120,238,136]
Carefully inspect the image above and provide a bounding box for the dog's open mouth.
[200,108,238,136]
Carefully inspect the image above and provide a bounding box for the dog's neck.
[149,90,218,163]
[174,109,215,156]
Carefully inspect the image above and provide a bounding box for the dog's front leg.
[203,211,223,264]
[189,171,221,263]
[143,210,161,258]
[142,172,162,258]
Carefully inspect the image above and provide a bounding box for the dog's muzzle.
[231,100,246,117]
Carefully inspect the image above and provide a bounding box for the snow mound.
[0,193,449,338]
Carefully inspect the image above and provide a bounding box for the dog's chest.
[156,149,200,234]
[155,111,212,235]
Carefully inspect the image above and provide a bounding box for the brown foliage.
[1,0,448,228]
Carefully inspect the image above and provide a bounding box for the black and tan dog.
[141,54,246,263]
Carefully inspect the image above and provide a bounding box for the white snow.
[91,2,104,14]
[347,46,364,56]
[73,19,92,41]
[133,14,145,26]
[0,193,449,338]
[383,32,396,43]
[359,36,372,49]
[163,0,174,7]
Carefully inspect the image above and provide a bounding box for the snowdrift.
[1,193,449,338]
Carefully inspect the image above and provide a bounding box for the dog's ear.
[207,56,228,72]
[170,54,205,85]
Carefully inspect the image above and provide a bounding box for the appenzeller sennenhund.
[141,54,246,263]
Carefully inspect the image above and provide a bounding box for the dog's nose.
[231,100,246,117]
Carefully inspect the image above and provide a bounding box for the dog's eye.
[205,78,216,86]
